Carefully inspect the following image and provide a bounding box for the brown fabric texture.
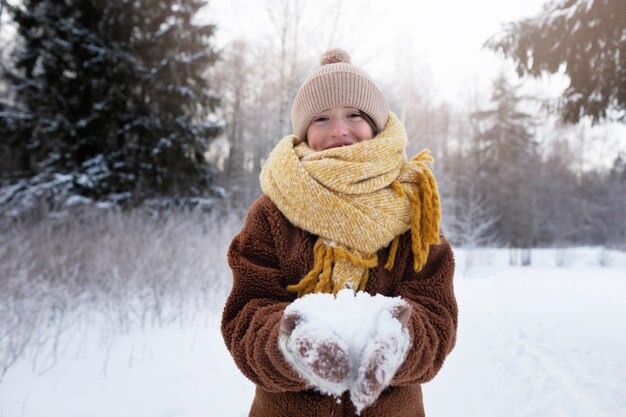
[221,195,458,417]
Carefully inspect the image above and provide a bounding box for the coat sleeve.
[221,197,308,393]
[391,232,458,386]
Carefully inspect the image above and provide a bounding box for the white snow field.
[1,247,625,417]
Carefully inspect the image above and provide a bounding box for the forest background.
[0,0,625,399]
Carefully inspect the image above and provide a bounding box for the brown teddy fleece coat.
[221,195,458,417]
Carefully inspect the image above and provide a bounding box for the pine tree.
[1,0,221,205]
[486,0,626,124]
[533,135,581,246]
[471,74,539,252]
[603,154,626,247]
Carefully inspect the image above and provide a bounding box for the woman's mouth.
[324,141,353,150]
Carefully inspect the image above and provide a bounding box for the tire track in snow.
[513,333,606,417]
[471,281,606,417]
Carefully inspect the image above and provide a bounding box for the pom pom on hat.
[320,48,352,65]
[291,49,389,142]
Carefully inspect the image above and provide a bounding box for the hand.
[292,330,351,385]
[351,300,412,413]
[280,311,303,336]
[390,302,411,326]
[279,311,351,396]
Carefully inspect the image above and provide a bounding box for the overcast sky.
[197,0,625,168]
[1,0,622,168]
[198,0,558,105]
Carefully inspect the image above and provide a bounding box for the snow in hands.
[278,290,411,414]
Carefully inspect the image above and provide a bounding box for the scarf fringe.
[410,150,442,270]
[286,239,379,297]
[287,149,441,297]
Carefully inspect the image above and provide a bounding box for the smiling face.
[305,106,376,151]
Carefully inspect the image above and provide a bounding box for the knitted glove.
[279,311,351,396]
[351,302,412,413]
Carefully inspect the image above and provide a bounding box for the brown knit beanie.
[291,49,389,142]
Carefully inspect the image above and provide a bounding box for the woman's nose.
[330,119,349,136]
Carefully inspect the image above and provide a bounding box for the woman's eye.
[314,116,328,122]
[348,113,362,119]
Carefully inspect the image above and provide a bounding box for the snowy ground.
[1,247,625,417]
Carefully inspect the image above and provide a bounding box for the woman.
[221,48,457,417]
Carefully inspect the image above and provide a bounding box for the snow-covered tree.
[578,155,626,248]
[1,0,221,205]
[533,134,582,246]
[487,0,626,124]
[607,154,626,247]
[471,73,539,250]
[448,177,499,248]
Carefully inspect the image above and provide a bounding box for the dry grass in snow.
[0,205,242,380]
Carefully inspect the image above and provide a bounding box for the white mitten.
[278,311,351,396]
[351,301,411,413]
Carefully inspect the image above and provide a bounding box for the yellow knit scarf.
[260,113,441,297]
